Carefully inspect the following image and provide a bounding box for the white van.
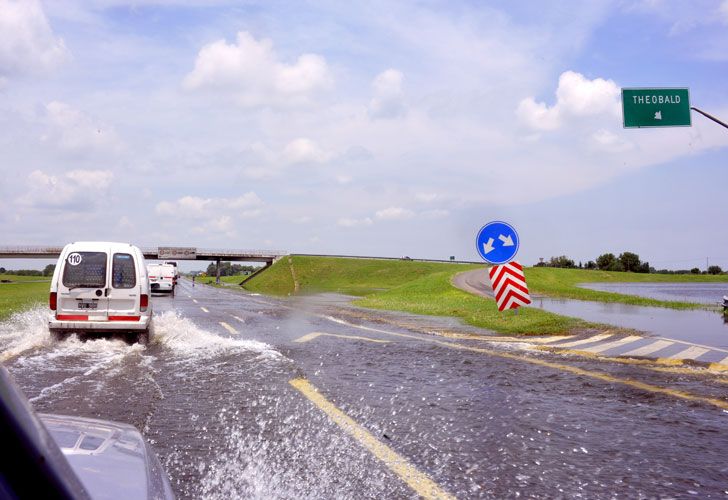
[147,263,176,294]
[48,242,152,340]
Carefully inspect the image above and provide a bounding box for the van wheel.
[50,329,68,342]
[138,329,150,345]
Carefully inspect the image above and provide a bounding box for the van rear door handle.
[104,288,110,297]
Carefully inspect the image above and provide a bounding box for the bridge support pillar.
[215,258,221,284]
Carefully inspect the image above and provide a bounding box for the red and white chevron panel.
[488,261,531,311]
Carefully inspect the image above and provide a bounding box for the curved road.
[1,280,728,498]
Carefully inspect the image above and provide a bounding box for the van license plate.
[78,302,98,309]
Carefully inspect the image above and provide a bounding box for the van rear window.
[112,253,136,289]
[62,252,107,288]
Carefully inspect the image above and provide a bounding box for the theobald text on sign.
[622,88,691,128]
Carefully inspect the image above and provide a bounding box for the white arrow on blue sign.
[475,221,520,264]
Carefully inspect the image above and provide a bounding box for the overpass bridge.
[0,246,286,281]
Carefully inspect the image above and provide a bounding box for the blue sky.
[1,0,727,271]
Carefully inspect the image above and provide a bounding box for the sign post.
[475,221,531,312]
[622,88,691,128]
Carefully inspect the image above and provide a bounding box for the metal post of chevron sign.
[488,261,531,311]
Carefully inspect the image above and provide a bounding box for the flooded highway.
[2,280,728,498]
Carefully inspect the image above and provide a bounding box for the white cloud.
[18,169,113,210]
[720,0,728,23]
[421,209,449,218]
[375,206,415,220]
[280,138,332,165]
[42,101,123,154]
[368,69,406,119]
[590,129,633,153]
[183,31,332,107]
[517,71,620,131]
[337,217,373,227]
[0,0,69,81]
[156,193,263,219]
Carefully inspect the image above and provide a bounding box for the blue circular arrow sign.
[475,221,520,264]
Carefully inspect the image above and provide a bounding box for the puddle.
[578,282,727,306]
[531,297,728,349]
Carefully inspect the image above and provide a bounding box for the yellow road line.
[621,339,673,357]
[438,341,728,411]
[294,332,390,344]
[200,306,209,313]
[319,317,728,410]
[219,321,237,335]
[289,378,454,500]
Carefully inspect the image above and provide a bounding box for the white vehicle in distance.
[163,261,179,283]
[147,263,176,295]
[48,242,152,342]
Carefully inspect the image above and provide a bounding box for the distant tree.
[618,252,642,272]
[585,261,597,270]
[0,267,5,274]
[708,265,723,275]
[596,253,617,270]
[607,260,625,272]
[636,261,650,274]
[547,255,576,268]
[43,264,56,276]
[690,267,701,274]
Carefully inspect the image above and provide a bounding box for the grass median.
[243,256,591,335]
[0,276,50,321]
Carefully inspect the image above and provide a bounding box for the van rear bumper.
[49,316,151,332]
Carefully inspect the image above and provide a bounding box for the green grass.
[242,256,728,335]
[356,271,587,335]
[525,267,728,309]
[243,256,478,296]
[0,280,49,321]
[0,274,51,283]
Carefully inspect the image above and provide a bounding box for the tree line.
[535,253,723,275]
[203,261,259,277]
[0,264,55,276]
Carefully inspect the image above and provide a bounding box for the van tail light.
[49,292,57,311]
[140,294,149,312]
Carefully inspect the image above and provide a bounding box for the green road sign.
[622,88,691,128]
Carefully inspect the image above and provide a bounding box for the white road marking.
[579,335,643,354]
[219,322,238,335]
[718,355,728,366]
[547,334,614,349]
[294,332,390,344]
[200,307,209,313]
[620,340,674,357]
[232,315,246,323]
[192,299,198,304]
[667,346,709,360]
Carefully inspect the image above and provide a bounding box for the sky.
[1,0,728,271]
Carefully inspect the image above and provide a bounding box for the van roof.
[64,242,141,253]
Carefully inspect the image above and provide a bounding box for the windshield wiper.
[68,284,102,290]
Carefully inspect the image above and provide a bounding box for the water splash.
[0,306,54,362]
[151,310,281,360]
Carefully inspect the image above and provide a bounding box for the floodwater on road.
[579,282,728,305]
[2,281,728,498]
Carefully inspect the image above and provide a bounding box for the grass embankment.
[243,256,590,335]
[0,276,50,321]
[526,267,728,310]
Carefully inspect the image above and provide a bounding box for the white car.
[48,242,152,341]
[147,263,176,294]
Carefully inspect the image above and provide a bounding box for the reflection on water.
[578,282,727,305]
[532,296,728,349]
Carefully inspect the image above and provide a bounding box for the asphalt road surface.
[2,279,728,499]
